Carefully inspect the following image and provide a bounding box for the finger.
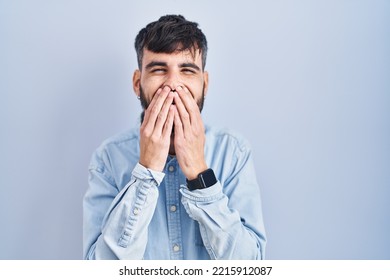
[143,86,170,124]
[154,91,175,135]
[176,86,201,120]
[141,87,162,125]
[173,88,192,130]
[161,105,175,139]
[142,86,171,132]
[173,105,184,138]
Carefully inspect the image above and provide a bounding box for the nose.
[164,71,182,91]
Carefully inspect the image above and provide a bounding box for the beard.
[139,85,205,124]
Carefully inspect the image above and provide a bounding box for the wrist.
[185,163,208,180]
[139,159,164,173]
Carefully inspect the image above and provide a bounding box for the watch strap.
[186,168,217,191]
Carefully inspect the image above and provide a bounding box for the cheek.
[184,80,204,100]
[140,78,162,101]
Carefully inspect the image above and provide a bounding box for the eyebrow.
[145,61,167,69]
[179,63,200,71]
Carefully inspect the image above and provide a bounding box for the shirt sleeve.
[83,162,164,260]
[180,144,267,260]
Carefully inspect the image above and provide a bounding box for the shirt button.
[173,244,180,252]
[168,166,175,172]
[170,205,177,212]
[133,207,140,215]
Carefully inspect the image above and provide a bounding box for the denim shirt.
[83,125,266,259]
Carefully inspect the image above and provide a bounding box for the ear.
[133,69,141,97]
[203,71,209,97]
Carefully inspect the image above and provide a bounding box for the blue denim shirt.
[83,125,266,259]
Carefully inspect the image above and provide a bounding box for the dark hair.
[135,15,208,70]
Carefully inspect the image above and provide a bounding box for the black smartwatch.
[186,168,217,191]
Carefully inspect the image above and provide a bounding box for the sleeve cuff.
[179,181,224,202]
[132,162,165,186]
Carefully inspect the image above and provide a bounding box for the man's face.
[133,48,208,121]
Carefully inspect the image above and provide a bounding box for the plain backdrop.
[1,0,389,259]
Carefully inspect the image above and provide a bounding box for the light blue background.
[1,0,389,259]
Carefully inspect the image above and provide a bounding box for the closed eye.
[151,68,166,73]
[180,63,200,74]
[182,68,196,74]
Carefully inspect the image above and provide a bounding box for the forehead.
[142,49,203,68]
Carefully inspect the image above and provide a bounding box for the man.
[83,15,266,260]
